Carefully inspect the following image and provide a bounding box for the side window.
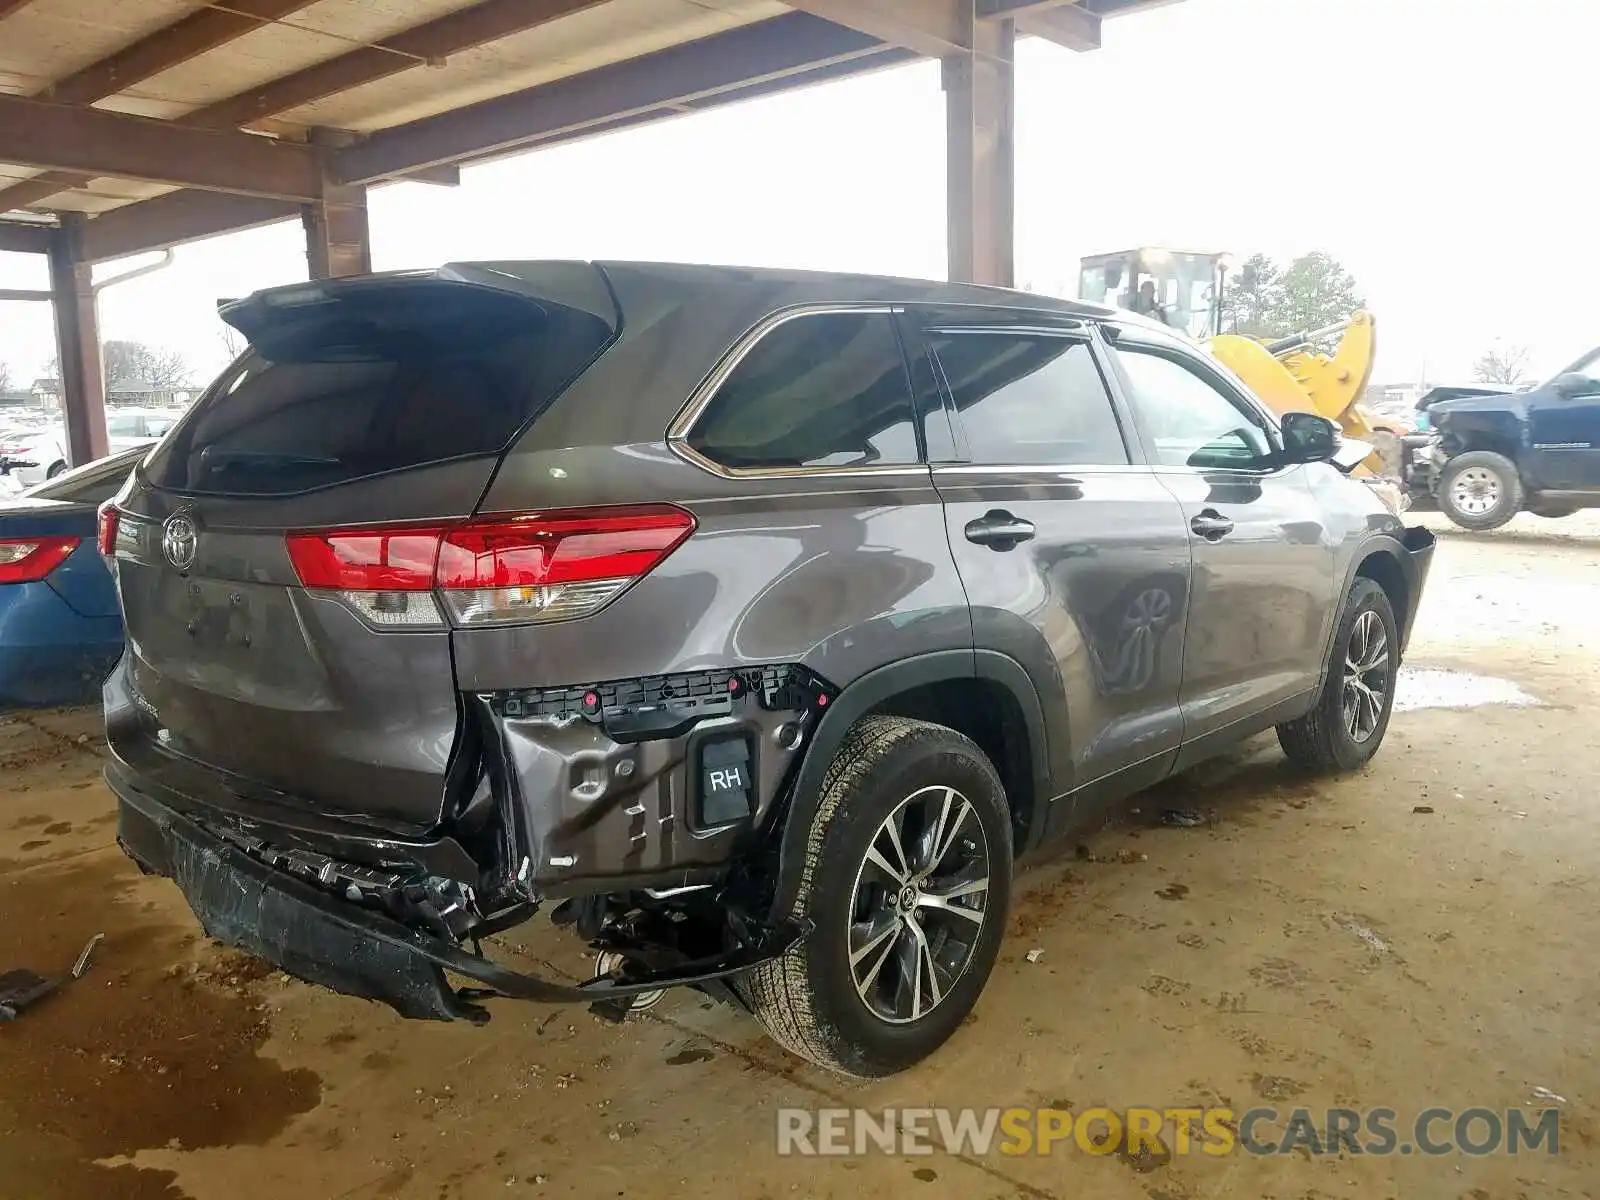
[1116,346,1275,469]
[929,332,1129,465]
[687,312,918,470]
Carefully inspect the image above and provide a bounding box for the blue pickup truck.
[1409,347,1600,530]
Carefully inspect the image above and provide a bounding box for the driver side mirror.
[1280,412,1339,464]
[1552,372,1596,399]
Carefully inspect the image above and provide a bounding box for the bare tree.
[218,324,247,362]
[1472,344,1530,386]
[0,360,12,393]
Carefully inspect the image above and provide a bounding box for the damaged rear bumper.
[111,770,799,1022]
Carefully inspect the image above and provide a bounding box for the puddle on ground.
[1393,667,1540,713]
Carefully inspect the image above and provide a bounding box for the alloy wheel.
[846,785,991,1024]
[1341,609,1391,743]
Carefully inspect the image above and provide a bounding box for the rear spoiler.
[218,261,618,343]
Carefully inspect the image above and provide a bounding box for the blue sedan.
[0,447,143,706]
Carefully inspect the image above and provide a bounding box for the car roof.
[232,259,1165,333]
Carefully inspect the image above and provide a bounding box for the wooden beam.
[0,0,316,214]
[44,0,317,107]
[394,163,461,186]
[0,95,322,201]
[0,0,586,213]
[184,0,614,131]
[335,13,889,183]
[80,192,301,264]
[980,0,1101,49]
[0,221,53,253]
[780,0,968,58]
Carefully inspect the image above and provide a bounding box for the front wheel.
[1277,578,1399,774]
[743,716,1012,1077]
[1437,450,1522,530]
[45,460,67,479]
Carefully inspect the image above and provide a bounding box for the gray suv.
[103,262,1434,1077]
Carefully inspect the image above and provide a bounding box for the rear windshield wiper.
[200,451,346,470]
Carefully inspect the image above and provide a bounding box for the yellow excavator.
[1077,248,1391,466]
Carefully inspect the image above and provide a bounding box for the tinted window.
[1116,346,1274,469]
[931,332,1128,465]
[150,282,615,496]
[688,312,918,470]
[107,413,141,437]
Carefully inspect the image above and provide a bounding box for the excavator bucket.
[1211,312,1390,473]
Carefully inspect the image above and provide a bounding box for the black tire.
[45,460,67,479]
[743,716,1012,1077]
[1277,578,1399,774]
[1436,450,1522,530]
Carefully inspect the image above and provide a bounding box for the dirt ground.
[3,511,1598,1200]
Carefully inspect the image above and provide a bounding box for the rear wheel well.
[1354,551,1409,636]
[867,679,1034,848]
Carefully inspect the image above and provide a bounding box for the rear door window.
[149,282,614,496]
[686,311,919,471]
[929,331,1130,465]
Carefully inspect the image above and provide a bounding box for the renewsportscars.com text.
[775,1106,1560,1158]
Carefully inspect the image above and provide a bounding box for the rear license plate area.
[180,576,262,651]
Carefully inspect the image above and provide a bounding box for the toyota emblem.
[161,513,198,572]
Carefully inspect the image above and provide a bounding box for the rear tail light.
[285,526,445,628]
[96,502,120,557]
[285,505,695,629]
[435,506,696,626]
[0,536,80,584]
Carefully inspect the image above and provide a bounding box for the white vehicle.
[0,408,182,486]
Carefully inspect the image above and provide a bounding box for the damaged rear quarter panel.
[453,444,972,893]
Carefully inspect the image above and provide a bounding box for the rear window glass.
[149,282,614,495]
[687,312,919,471]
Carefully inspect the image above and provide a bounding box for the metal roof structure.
[0,0,1181,462]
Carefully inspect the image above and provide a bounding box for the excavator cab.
[1078,247,1230,340]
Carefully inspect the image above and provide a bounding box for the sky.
[1,0,1596,390]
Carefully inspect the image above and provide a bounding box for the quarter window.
[930,332,1129,466]
[1116,346,1275,469]
[687,312,919,471]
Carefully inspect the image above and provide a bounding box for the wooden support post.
[48,215,109,466]
[302,129,371,279]
[944,13,1015,287]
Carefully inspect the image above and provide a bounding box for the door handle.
[1190,509,1235,541]
[964,510,1036,550]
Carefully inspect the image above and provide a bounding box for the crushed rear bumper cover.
[111,766,797,1022]
[1398,525,1437,653]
